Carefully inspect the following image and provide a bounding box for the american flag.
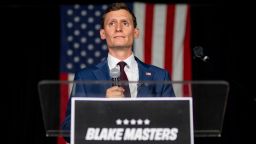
[59,2,191,144]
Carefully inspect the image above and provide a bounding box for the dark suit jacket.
[61,56,175,142]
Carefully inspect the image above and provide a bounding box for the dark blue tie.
[117,61,131,97]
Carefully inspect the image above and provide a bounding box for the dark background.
[2,0,255,144]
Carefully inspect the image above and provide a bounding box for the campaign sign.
[71,97,193,144]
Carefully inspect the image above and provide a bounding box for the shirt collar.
[107,53,136,69]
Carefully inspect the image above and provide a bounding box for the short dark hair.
[101,2,137,29]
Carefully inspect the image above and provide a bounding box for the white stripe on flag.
[68,73,75,96]
[172,5,187,81]
[134,2,145,61]
[68,73,75,81]
[152,4,167,68]
[172,5,188,97]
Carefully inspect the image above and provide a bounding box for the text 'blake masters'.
[85,119,178,141]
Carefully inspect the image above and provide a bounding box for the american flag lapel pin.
[145,72,152,76]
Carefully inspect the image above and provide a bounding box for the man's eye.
[109,22,115,26]
[123,22,129,26]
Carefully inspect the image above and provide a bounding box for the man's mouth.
[114,36,125,38]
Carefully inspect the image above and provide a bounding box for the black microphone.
[193,46,210,62]
[110,67,120,86]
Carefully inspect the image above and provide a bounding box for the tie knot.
[117,61,127,70]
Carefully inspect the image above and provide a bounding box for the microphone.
[193,46,210,62]
[110,67,120,86]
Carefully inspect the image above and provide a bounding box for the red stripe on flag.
[144,4,154,64]
[183,5,192,97]
[58,73,69,144]
[164,5,175,75]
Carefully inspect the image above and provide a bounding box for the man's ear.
[100,29,106,39]
[134,28,140,39]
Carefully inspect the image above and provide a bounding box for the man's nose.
[115,23,122,32]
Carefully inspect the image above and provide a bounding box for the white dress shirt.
[107,53,139,98]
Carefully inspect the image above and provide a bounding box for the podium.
[38,80,229,143]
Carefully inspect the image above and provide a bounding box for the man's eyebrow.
[106,18,130,23]
[118,18,131,22]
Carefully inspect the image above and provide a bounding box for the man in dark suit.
[62,2,175,143]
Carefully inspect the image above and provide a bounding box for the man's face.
[100,9,139,50]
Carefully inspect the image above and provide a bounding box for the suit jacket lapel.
[93,59,110,80]
[135,57,153,81]
[135,57,153,97]
[93,59,111,91]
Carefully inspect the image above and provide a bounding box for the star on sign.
[123,119,129,125]
[137,119,143,125]
[130,119,136,125]
[144,119,150,125]
[116,119,122,125]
